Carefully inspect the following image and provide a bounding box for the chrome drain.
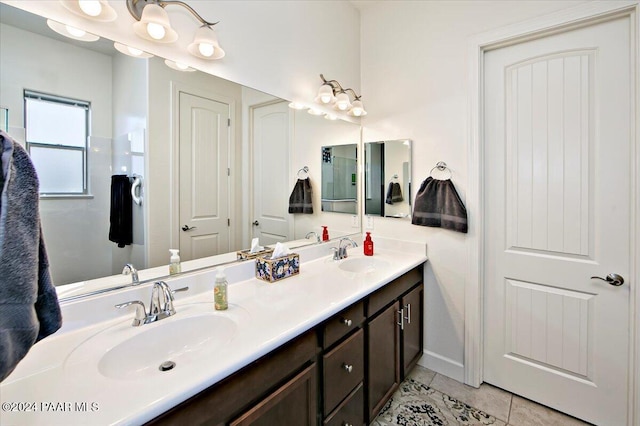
[159,361,176,372]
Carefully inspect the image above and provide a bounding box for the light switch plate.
[365,215,374,230]
[351,215,359,228]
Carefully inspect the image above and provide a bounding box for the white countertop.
[0,238,427,426]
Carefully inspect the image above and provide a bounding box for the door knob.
[252,220,260,226]
[591,273,625,287]
[181,225,197,232]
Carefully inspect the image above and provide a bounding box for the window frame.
[23,90,91,196]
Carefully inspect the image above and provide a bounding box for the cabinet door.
[230,363,317,426]
[401,284,423,378]
[367,301,400,422]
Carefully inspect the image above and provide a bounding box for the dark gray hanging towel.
[288,178,313,214]
[109,175,133,247]
[0,130,62,382]
[412,177,468,233]
[385,182,403,204]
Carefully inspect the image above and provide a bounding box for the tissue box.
[237,248,275,260]
[255,253,300,283]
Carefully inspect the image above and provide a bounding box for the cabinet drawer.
[323,301,365,348]
[323,383,363,426]
[367,266,422,317]
[323,328,364,416]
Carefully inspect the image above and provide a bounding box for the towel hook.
[392,174,398,180]
[429,161,452,180]
[131,175,143,206]
[297,166,310,179]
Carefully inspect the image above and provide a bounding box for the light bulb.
[78,0,102,17]
[146,22,166,40]
[351,107,363,117]
[66,25,86,37]
[320,94,332,103]
[198,42,215,57]
[175,62,189,70]
[127,46,143,56]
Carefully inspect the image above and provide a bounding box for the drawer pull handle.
[342,423,353,426]
[341,318,352,327]
[397,308,404,330]
[404,303,411,324]
[342,363,353,373]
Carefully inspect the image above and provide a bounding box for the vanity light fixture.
[46,19,100,42]
[164,59,196,72]
[114,42,154,58]
[127,0,225,60]
[60,1,117,22]
[315,74,367,117]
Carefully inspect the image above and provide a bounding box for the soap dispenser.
[364,232,374,256]
[169,249,181,275]
[214,267,228,310]
[322,226,329,241]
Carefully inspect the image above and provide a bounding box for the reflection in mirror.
[364,140,412,218]
[0,3,361,299]
[321,145,358,214]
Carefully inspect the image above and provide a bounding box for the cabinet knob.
[341,318,352,327]
[342,363,353,373]
[342,423,353,426]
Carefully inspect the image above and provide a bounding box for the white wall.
[0,23,114,285]
[360,0,588,380]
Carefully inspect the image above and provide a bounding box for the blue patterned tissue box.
[255,253,300,282]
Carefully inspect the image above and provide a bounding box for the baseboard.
[419,350,465,383]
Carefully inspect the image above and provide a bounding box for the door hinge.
[227,218,230,226]
[227,118,231,127]
[227,168,230,176]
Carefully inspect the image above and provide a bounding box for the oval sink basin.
[338,257,390,273]
[98,315,235,380]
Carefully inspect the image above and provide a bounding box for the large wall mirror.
[0,3,361,299]
[364,139,412,219]
[321,144,358,214]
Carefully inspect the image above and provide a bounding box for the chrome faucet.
[333,237,359,260]
[122,263,139,285]
[115,281,188,326]
[305,231,321,244]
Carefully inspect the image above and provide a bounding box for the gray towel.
[288,178,313,214]
[0,131,62,382]
[385,182,403,204]
[411,177,468,233]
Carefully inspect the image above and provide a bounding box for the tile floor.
[373,366,592,426]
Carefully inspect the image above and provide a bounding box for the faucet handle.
[115,300,147,326]
[170,286,189,300]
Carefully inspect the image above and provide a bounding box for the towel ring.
[297,166,310,179]
[131,175,143,206]
[429,161,452,180]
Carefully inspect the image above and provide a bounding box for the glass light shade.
[133,4,178,43]
[60,0,117,22]
[288,102,307,110]
[348,100,367,117]
[164,59,196,72]
[187,26,225,60]
[334,92,352,111]
[114,42,154,58]
[46,19,99,41]
[314,84,335,104]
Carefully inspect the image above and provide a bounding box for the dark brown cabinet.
[400,284,423,378]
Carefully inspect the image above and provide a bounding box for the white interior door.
[179,91,230,260]
[483,16,632,425]
[251,101,292,246]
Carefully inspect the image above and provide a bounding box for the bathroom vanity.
[0,238,426,426]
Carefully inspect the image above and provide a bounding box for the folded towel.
[412,177,468,233]
[385,182,403,205]
[0,131,62,382]
[288,178,313,214]
[108,175,133,248]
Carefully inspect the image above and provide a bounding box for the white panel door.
[179,91,230,260]
[483,16,632,425]
[251,101,292,246]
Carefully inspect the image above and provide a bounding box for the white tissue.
[271,242,291,259]
[249,238,264,254]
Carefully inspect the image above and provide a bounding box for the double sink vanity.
[0,237,427,425]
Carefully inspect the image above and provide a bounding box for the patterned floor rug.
[372,377,504,426]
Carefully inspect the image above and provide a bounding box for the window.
[24,90,90,195]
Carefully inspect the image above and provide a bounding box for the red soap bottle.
[364,232,374,256]
[322,226,329,241]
